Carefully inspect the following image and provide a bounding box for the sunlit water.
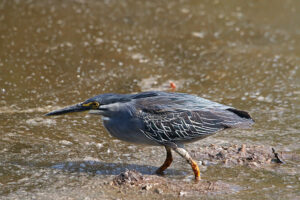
[0,0,299,199]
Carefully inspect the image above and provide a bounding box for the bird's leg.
[173,147,200,181]
[156,146,173,175]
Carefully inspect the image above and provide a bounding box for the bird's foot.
[155,168,165,175]
[194,175,201,182]
[191,160,201,181]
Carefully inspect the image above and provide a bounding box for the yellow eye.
[83,101,100,109]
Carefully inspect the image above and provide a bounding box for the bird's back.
[131,91,230,112]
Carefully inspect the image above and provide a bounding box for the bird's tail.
[222,108,255,129]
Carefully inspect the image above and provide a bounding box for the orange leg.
[191,159,200,181]
[156,146,173,174]
[173,147,201,181]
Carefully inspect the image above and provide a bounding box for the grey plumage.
[46,91,254,180]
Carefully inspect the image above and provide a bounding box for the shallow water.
[0,0,299,199]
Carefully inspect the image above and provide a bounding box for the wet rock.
[272,148,285,163]
[179,191,188,196]
[141,184,152,190]
[111,170,235,196]
[216,150,226,159]
[247,162,259,168]
[113,169,143,186]
[266,158,272,164]
[202,160,210,166]
[238,144,246,153]
[59,140,73,145]
[154,188,163,194]
[238,144,247,157]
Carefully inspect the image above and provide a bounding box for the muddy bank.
[104,143,296,198]
[191,143,291,168]
[111,169,235,197]
[4,143,298,200]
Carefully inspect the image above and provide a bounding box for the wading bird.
[46,91,254,180]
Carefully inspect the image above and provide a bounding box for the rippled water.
[0,0,299,199]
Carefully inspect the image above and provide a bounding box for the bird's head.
[45,93,127,116]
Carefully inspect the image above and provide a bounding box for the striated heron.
[46,91,254,180]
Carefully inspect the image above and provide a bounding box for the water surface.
[0,0,299,199]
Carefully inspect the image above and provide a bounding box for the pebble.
[154,188,163,194]
[179,191,188,196]
[248,162,259,168]
[141,184,152,190]
[59,140,73,145]
[202,160,209,166]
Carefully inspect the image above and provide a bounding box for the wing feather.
[138,109,228,143]
[133,94,254,144]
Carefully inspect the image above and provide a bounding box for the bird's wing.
[138,109,229,143]
[133,95,254,144]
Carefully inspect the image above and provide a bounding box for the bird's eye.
[90,102,100,108]
[82,101,100,108]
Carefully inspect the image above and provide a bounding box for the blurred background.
[0,0,299,199]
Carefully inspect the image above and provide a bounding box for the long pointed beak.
[45,103,89,116]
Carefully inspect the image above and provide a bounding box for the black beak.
[45,103,89,116]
